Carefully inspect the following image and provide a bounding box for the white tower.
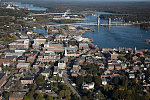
[65,48,67,57]
[97,16,100,26]
[108,18,111,25]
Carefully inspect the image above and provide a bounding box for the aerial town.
[0,1,150,100]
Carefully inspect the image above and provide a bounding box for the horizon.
[11,0,150,2]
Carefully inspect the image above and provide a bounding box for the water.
[34,15,150,50]
[13,2,47,11]
[82,16,150,49]
[11,2,150,49]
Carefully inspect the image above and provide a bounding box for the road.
[63,70,81,99]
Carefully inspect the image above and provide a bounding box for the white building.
[102,78,107,86]
[16,63,30,69]
[82,82,95,90]
[58,62,66,70]
[129,74,135,79]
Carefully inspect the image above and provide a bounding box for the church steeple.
[134,47,137,54]
[65,48,67,56]
[134,47,137,51]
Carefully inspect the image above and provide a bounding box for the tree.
[23,93,33,100]
[113,77,119,86]
[118,55,125,61]
[65,96,71,100]
[82,96,88,100]
[36,94,43,100]
[59,90,65,98]
[52,75,61,81]
[76,75,84,87]
[64,90,71,97]
[71,94,80,100]
[36,74,46,85]
[46,96,53,100]
[3,92,12,100]
[95,91,105,100]
[84,75,92,83]
[94,76,102,88]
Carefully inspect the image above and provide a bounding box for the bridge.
[29,13,65,16]
[47,17,133,28]
[47,22,133,28]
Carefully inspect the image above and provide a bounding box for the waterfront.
[14,2,150,49]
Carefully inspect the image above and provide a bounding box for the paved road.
[63,71,81,99]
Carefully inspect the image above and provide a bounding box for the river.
[12,2,150,49]
[82,16,150,49]
[13,2,47,11]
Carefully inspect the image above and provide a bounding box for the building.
[32,38,46,50]
[33,61,41,69]
[37,52,60,62]
[102,78,107,86]
[129,74,135,79]
[41,68,51,78]
[17,56,27,63]
[58,62,66,70]
[33,39,46,44]
[82,82,95,90]
[20,76,34,84]
[44,43,63,50]
[79,43,89,50]
[9,39,30,50]
[16,63,30,69]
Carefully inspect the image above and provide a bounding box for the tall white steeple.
[65,48,67,57]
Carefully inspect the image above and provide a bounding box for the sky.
[21,0,150,1]
[43,0,150,1]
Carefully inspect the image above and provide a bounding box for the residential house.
[102,78,107,86]
[82,82,95,90]
[58,61,66,70]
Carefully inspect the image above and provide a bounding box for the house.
[108,63,115,70]
[32,42,40,50]
[3,62,11,67]
[115,64,122,70]
[58,61,66,70]
[79,43,89,50]
[53,66,59,76]
[82,82,95,90]
[33,61,41,69]
[99,63,105,69]
[15,50,26,53]
[129,74,135,79]
[0,72,6,88]
[41,68,51,78]
[16,63,30,69]
[38,84,51,93]
[9,92,26,100]
[17,56,27,63]
[20,76,34,84]
[102,78,107,86]
[108,51,119,60]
